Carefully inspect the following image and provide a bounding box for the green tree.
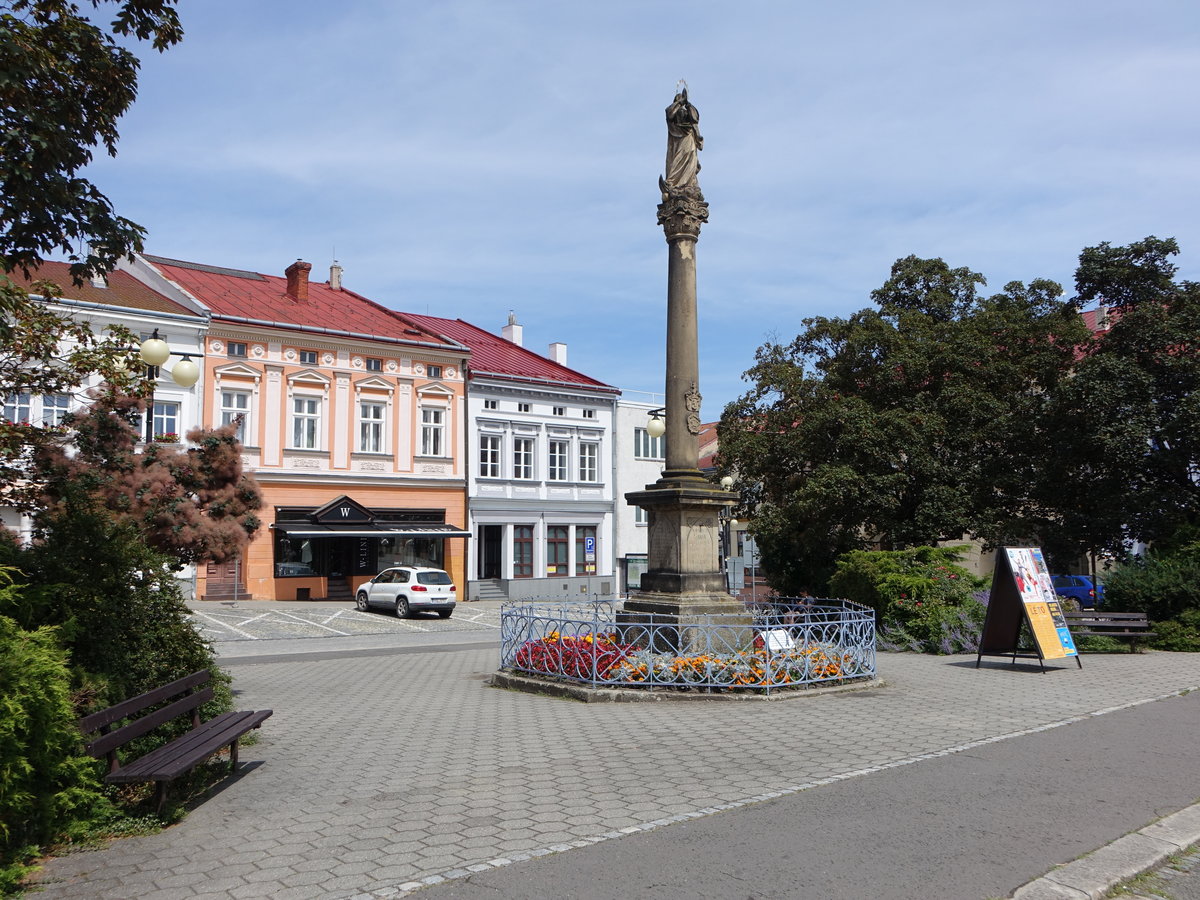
[1042,237,1200,557]
[0,0,183,282]
[718,255,1088,593]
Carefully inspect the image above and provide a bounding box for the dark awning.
[271,523,470,538]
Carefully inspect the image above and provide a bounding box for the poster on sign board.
[977,546,1080,672]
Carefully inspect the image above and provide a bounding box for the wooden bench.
[1065,612,1157,650]
[77,670,272,814]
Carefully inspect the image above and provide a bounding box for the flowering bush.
[511,630,860,689]
[831,547,989,654]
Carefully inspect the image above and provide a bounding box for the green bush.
[0,504,230,720]
[1103,548,1200,623]
[829,546,989,654]
[0,610,109,895]
[1150,608,1200,652]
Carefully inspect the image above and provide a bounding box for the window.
[513,526,533,577]
[634,506,648,526]
[513,437,534,480]
[153,401,180,442]
[299,349,318,365]
[479,434,501,477]
[365,357,383,372]
[547,526,569,576]
[227,341,247,358]
[3,392,31,424]
[292,396,320,449]
[634,426,664,459]
[359,401,385,453]
[420,407,445,456]
[427,365,443,378]
[579,442,598,482]
[518,402,531,413]
[548,440,569,481]
[42,394,70,427]
[221,390,250,443]
[583,409,596,419]
[483,399,498,410]
[576,526,597,574]
[552,406,565,416]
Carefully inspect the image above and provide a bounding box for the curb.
[1012,802,1200,899]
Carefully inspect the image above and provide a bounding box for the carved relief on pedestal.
[685,383,702,435]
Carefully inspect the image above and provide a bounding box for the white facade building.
[404,314,621,601]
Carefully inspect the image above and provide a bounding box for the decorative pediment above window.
[288,368,331,388]
[416,381,455,400]
[354,375,394,394]
[213,362,261,381]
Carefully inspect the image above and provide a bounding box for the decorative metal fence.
[500,598,876,695]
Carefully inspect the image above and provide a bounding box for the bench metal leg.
[230,740,239,773]
[154,781,169,817]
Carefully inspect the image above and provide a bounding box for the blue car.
[1050,574,1104,610]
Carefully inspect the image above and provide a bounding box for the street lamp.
[646,407,666,439]
[137,329,200,441]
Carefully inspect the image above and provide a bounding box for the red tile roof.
[5,261,197,316]
[401,313,618,393]
[143,255,463,351]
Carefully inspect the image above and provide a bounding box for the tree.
[1042,237,1200,557]
[718,255,1089,593]
[0,0,183,282]
[32,390,262,563]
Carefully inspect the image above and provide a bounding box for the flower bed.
[501,599,876,694]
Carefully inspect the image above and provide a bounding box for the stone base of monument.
[618,592,754,656]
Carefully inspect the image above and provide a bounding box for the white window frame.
[221,390,250,443]
[548,439,569,481]
[634,426,664,460]
[479,433,501,478]
[152,400,180,442]
[3,392,31,424]
[359,400,385,453]
[292,395,321,450]
[299,349,318,365]
[579,442,598,482]
[513,437,534,480]
[420,407,446,457]
[42,393,71,427]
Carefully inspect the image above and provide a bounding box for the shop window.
[547,526,569,576]
[513,526,533,577]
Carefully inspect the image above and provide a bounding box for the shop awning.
[271,523,470,538]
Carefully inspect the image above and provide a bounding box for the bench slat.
[107,709,272,783]
[85,687,215,758]
[78,670,210,734]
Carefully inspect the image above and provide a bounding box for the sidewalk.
[28,646,1200,899]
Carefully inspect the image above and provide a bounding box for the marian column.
[623,87,742,633]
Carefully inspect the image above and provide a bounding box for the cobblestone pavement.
[188,603,502,642]
[29,649,1200,900]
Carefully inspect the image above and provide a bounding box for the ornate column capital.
[657,184,709,241]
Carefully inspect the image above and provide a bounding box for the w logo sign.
[340,507,351,518]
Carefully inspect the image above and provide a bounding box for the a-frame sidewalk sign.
[976,546,1081,673]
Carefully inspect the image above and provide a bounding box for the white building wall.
[614,396,667,592]
[465,377,618,600]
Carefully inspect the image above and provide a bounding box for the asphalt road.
[415,690,1200,900]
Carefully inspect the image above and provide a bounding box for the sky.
[87,0,1200,420]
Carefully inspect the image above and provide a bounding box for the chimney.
[90,273,108,289]
[548,342,567,365]
[502,310,523,346]
[329,260,343,291]
[285,259,312,301]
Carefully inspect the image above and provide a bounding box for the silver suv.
[356,566,456,618]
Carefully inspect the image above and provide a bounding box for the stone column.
[621,89,745,644]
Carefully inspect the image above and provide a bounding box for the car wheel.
[437,610,452,619]
[395,597,410,618]
[356,592,370,612]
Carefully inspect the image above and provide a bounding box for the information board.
[977,546,1080,671]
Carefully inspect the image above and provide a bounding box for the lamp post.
[137,328,200,443]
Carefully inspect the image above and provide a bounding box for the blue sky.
[88,1,1200,420]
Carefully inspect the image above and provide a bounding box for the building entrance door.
[480,525,502,579]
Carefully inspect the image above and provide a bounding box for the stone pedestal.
[622,476,751,653]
